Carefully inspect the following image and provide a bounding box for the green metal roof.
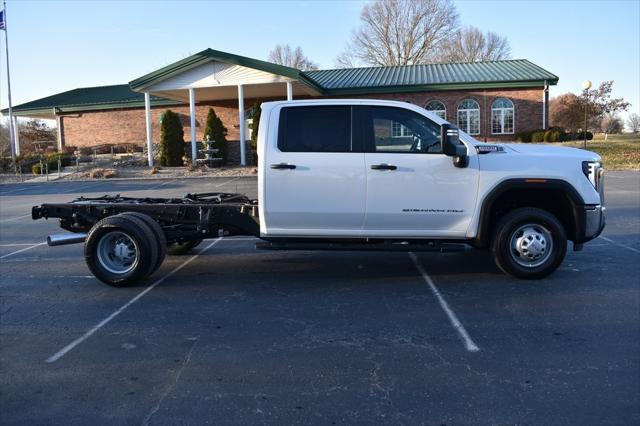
[303,59,558,95]
[129,50,557,96]
[5,52,558,117]
[3,84,180,117]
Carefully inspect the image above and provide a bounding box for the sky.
[1,0,638,124]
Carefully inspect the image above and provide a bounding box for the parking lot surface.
[1,173,639,425]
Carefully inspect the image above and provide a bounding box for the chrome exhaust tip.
[47,233,87,247]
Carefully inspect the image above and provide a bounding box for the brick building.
[6,49,558,165]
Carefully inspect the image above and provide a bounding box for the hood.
[497,143,601,162]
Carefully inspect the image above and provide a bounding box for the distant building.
[5,49,557,165]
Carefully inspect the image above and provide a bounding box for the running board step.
[255,241,468,253]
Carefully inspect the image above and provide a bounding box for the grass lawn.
[559,133,640,170]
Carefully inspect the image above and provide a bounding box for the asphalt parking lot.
[1,172,639,425]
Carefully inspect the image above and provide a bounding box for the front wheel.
[491,208,567,279]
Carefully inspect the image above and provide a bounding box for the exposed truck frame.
[33,192,261,243]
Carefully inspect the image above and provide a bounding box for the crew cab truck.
[32,99,606,286]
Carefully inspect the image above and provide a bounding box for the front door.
[359,105,479,238]
[262,105,366,237]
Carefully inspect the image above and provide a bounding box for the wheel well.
[479,187,579,246]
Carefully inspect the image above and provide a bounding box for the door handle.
[371,164,397,171]
[271,163,297,170]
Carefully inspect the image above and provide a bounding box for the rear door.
[262,104,366,237]
[359,105,479,238]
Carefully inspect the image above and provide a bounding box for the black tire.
[166,238,202,256]
[491,207,567,279]
[118,212,167,276]
[84,215,159,287]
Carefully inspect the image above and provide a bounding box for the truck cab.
[258,99,605,278]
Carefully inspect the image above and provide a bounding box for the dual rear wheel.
[84,213,201,287]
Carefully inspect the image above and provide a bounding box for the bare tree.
[627,113,640,133]
[268,45,318,71]
[440,26,511,62]
[551,82,630,132]
[600,114,623,137]
[336,0,459,67]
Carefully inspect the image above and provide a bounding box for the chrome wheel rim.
[509,223,553,268]
[96,231,139,275]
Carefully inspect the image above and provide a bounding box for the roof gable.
[129,48,323,93]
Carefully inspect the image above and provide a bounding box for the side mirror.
[441,123,469,168]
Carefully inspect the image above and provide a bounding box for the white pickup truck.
[33,99,606,286]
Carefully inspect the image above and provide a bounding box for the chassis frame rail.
[32,193,260,243]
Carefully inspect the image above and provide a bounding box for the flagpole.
[3,0,16,161]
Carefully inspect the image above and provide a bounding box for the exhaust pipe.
[47,233,87,247]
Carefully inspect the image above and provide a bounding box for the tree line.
[269,0,511,70]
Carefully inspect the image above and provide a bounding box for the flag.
[0,10,5,31]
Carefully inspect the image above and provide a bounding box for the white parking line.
[0,242,47,260]
[61,181,106,194]
[0,243,44,247]
[599,236,640,254]
[46,238,223,363]
[211,176,242,188]
[0,213,32,223]
[0,186,34,196]
[408,252,480,353]
[147,179,176,190]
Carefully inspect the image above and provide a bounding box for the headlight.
[582,161,604,191]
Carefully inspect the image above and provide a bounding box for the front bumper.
[576,204,606,245]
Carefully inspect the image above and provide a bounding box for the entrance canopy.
[130,48,323,101]
[129,48,325,166]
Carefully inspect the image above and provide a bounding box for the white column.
[13,116,20,156]
[189,88,197,163]
[56,115,63,151]
[238,84,246,166]
[286,81,293,101]
[144,92,153,167]
[542,81,548,129]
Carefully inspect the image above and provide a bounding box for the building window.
[491,98,514,134]
[425,100,446,120]
[391,121,413,138]
[457,99,480,135]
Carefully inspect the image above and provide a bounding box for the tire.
[84,215,159,287]
[118,212,167,276]
[166,238,202,256]
[491,207,567,279]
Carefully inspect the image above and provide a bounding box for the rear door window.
[278,106,352,152]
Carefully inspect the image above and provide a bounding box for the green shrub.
[576,131,594,141]
[159,110,185,167]
[543,129,565,142]
[514,131,532,143]
[203,108,228,165]
[249,102,261,166]
[531,130,546,142]
[29,153,72,175]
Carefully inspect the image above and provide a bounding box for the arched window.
[425,100,446,120]
[457,99,480,135]
[491,98,514,134]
